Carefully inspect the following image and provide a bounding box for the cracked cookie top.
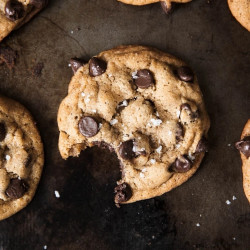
[57,45,210,204]
[0,0,48,42]
[0,96,43,220]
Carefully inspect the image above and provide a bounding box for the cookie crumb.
[226,200,231,205]
[110,119,118,125]
[31,62,44,77]
[5,155,11,161]
[54,190,60,198]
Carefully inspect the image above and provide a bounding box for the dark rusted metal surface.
[0,0,249,249]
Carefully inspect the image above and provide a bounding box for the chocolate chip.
[5,0,24,21]
[89,57,107,77]
[0,123,6,142]
[176,122,184,141]
[160,1,172,14]
[93,141,114,152]
[70,58,85,74]
[177,66,194,82]
[170,155,192,173]
[114,183,132,204]
[235,136,250,158]
[30,0,48,8]
[180,103,191,111]
[133,69,154,89]
[180,103,199,120]
[5,178,28,199]
[79,117,99,137]
[119,140,135,160]
[196,137,209,153]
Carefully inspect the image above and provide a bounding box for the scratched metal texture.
[0,0,249,249]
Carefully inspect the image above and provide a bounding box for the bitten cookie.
[58,45,210,205]
[0,96,44,220]
[117,0,191,14]
[235,119,250,203]
[0,0,48,42]
[228,0,250,31]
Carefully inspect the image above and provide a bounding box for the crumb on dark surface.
[31,62,44,77]
[0,45,17,69]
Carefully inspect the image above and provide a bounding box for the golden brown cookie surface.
[0,96,44,220]
[235,119,250,203]
[228,0,250,31]
[58,45,210,204]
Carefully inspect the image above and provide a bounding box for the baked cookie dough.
[235,119,250,202]
[58,45,210,205]
[0,0,48,42]
[117,0,191,14]
[228,0,250,31]
[0,96,44,220]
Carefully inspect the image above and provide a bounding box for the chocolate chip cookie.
[0,96,44,220]
[0,0,48,42]
[228,0,250,31]
[235,119,250,202]
[58,45,210,205]
[117,0,191,14]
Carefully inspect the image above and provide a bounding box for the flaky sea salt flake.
[54,190,60,198]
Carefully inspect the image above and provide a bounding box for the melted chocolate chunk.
[89,57,107,77]
[114,183,132,203]
[0,45,17,69]
[5,0,24,21]
[92,141,114,152]
[235,136,250,158]
[0,123,6,142]
[176,122,184,141]
[177,66,194,82]
[170,155,192,173]
[5,178,28,199]
[119,140,136,160]
[70,58,85,74]
[160,1,172,14]
[196,137,209,153]
[30,0,48,8]
[133,69,154,89]
[79,116,99,137]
